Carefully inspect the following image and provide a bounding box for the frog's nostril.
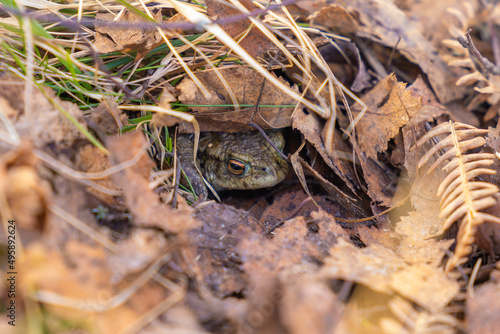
[260,166,275,175]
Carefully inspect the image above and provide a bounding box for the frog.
[177,131,288,201]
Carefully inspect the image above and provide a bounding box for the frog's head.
[200,131,288,191]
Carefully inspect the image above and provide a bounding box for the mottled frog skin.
[177,131,288,200]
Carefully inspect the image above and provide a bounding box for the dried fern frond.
[441,2,477,64]
[412,120,500,273]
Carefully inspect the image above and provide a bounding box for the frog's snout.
[259,166,273,174]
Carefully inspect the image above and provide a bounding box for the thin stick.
[467,257,482,298]
[458,29,500,75]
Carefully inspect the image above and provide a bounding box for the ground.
[1,1,500,333]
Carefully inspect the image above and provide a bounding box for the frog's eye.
[228,159,246,175]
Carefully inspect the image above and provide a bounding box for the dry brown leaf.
[310,4,359,35]
[0,77,98,230]
[107,228,168,279]
[94,11,182,59]
[73,144,124,210]
[235,274,283,333]
[406,77,450,127]
[486,122,500,153]
[20,241,171,333]
[395,211,453,267]
[355,74,422,160]
[289,148,318,209]
[177,66,296,132]
[354,148,400,207]
[467,281,500,334]
[280,277,343,334]
[341,290,457,334]
[158,306,208,333]
[336,0,468,104]
[239,216,324,275]
[396,135,454,267]
[178,107,262,133]
[151,112,183,128]
[285,0,330,20]
[259,189,315,228]
[401,0,478,51]
[308,209,350,251]
[20,241,111,304]
[0,144,49,230]
[356,224,399,249]
[181,283,245,332]
[222,195,270,221]
[0,78,87,148]
[347,74,423,205]
[341,40,372,92]
[258,189,358,239]
[335,285,395,334]
[319,238,459,332]
[106,132,199,233]
[318,239,406,294]
[314,39,372,92]
[86,100,128,136]
[205,0,274,58]
[297,155,357,206]
[186,202,261,298]
[390,263,459,313]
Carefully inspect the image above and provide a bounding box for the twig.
[0,0,299,34]
[458,29,500,75]
[386,35,401,69]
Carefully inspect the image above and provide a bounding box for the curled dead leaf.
[340,0,468,103]
[177,66,297,132]
[310,4,359,35]
[94,11,183,59]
